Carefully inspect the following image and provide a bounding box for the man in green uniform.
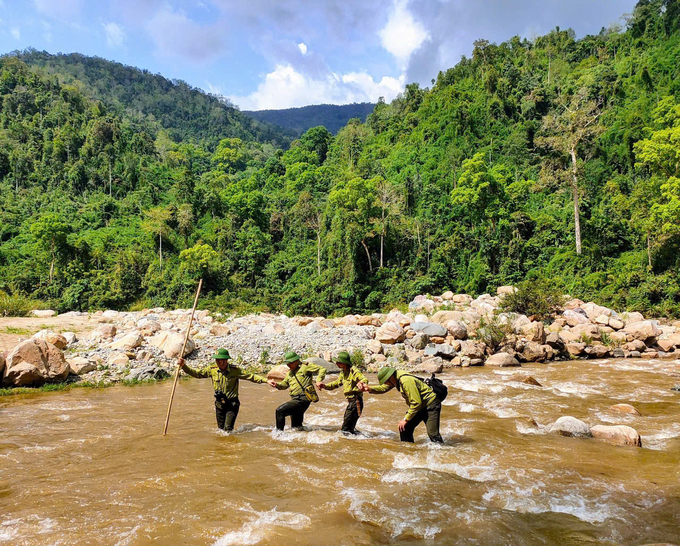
[319,350,368,434]
[177,348,267,432]
[267,351,326,431]
[359,366,443,443]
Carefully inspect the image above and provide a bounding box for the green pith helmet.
[212,348,231,360]
[284,351,301,363]
[334,351,351,366]
[378,366,397,385]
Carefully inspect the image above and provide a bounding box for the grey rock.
[410,322,448,337]
[306,357,340,374]
[629,351,642,358]
[612,348,625,358]
[128,365,169,382]
[406,333,430,350]
[550,416,592,438]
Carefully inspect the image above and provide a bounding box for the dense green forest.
[245,103,376,136]
[1,0,679,318]
[11,50,293,149]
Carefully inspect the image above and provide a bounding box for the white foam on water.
[483,397,520,418]
[643,423,680,450]
[0,519,20,543]
[515,421,546,435]
[381,468,430,485]
[458,403,477,413]
[21,445,56,452]
[269,428,337,445]
[392,451,498,482]
[451,379,505,394]
[37,402,94,411]
[340,488,441,540]
[56,414,70,421]
[483,481,624,524]
[551,382,603,398]
[114,524,142,546]
[213,507,311,546]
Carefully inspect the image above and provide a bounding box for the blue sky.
[0,0,637,110]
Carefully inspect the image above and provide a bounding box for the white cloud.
[146,6,226,61]
[230,64,404,110]
[204,81,223,95]
[298,42,308,55]
[102,22,126,48]
[379,0,429,69]
[34,0,84,20]
[11,27,20,40]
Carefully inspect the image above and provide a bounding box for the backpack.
[403,373,448,401]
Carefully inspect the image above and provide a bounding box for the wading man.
[268,351,326,431]
[319,351,368,434]
[177,348,267,432]
[359,367,443,443]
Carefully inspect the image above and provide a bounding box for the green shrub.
[499,277,565,321]
[350,348,366,370]
[477,314,513,352]
[0,290,45,317]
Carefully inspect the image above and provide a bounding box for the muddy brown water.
[1,358,679,545]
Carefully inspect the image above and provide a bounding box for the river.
[1,358,679,545]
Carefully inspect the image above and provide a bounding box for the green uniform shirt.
[182,363,267,398]
[324,366,368,399]
[276,362,326,397]
[369,370,437,422]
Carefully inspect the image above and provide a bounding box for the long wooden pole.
[163,278,203,435]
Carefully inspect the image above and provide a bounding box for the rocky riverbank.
[2,287,680,389]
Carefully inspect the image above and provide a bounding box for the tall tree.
[142,207,173,270]
[536,89,605,254]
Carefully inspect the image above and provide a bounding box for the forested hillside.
[244,103,375,135]
[11,50,293,149]
[1,0,679,317]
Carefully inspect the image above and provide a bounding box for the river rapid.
[1,358,679,545]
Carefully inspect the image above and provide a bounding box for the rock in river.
[486,353,520,367]
[609,403,641,416]
[267,364,289,381]
[550,416,592,438]
[590,425,642,447]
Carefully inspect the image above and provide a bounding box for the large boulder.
[563,309,589,327]
[92,324,117,340]
[443,320,468,340]
[109,331,144,350]
[209,323,232,336]
[623,321,661,343]
[3,339,69,386]
[128,365,169,382]
[460,341,486,360]
[431,310,464,324]
[108,353,130,367]
[585,345,610,359]
[307,357,340,374]
[30,309,56,318]
[267,364,289,381]
[0,352,4,376]
[365,339,383,354]
[657,335,680,352]
[521,321,546,344]
[581,302,612,320]
[590,425,642,447]
[415,358,444,374]
[550,416,592,437]
[519,341,548,362]
[375,322,406,344]
[32,330,68,350]
[621,311,644,325]
[4,362,45,386]
[385,310,412,327]
[67,357,97,375]
[486,353,520,367]
[406,333,429,350]
[410,322,447,337]
[149,330,195,358]
[356,315,381,327]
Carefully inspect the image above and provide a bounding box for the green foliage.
[245,103,376,136]
[350,348,366,370]
[1,2,680,318]
[476,314,513,352]
[499,278,566,320]
[0,290,45,317]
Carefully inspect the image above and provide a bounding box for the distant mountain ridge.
[9,49,293,148]
[244,102,376,136]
